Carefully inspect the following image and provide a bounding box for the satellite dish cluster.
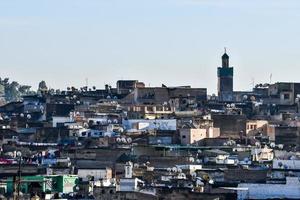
[19,113,31,119]
[166,167,183,173]
[116,137,132,144]
[226,103,236,109]
[223,140,236,146]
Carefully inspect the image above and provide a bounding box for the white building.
[238,177,300,200]
[117,178,144,192]
[52,116,73,127]
[77,167,112,181]
[251,146,274,162]
[123,119,176,132]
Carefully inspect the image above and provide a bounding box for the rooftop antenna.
[224,47,227,53]
[251,77,255,89]
[270,73,273,84]
[85,78,88,87]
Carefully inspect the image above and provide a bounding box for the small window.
[147,106,154,112]
[182,135,186,139]
[284,94,290,100]
[156,106,163,111]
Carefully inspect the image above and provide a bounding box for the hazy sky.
[0,0,300,94]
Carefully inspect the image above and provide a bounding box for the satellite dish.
[191,172,197,178]
[250,96,256,101]
[116,138,121,143]
[172,167,177,173]
[270,142,276,148]
[121,137,127,143]
[126,137,132,144]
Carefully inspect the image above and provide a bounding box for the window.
[284,93,290,100]
[146,106,154,112]
[182,135,186,139]
[156,106,163,111]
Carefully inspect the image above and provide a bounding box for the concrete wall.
[212,114,246,138]
[180,129,207,145]
[275,126,300,149]
[78,168,112,181]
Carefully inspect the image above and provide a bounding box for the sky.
[0,0,300,94]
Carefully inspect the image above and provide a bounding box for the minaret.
[222,48,229,68]
[217,48,234,101]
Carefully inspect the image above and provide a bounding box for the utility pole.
[17,152,22,199]
[14,151,22,200]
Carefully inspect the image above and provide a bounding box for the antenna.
[224,47,227,53]
[251,77,255,89]
[85,78,88,87]
[270,73,272,84]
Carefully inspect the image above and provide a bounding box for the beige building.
[246,120,276,141]
[246,120,268,135]
[127,104,172,119]
[180,127,220,145]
